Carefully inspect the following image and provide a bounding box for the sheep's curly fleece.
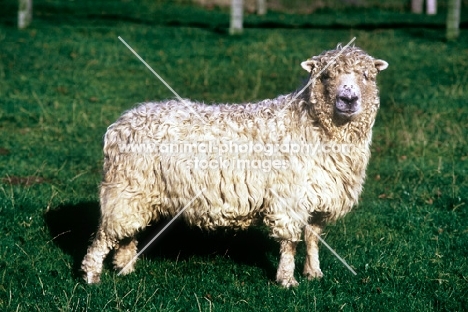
[82,45,388,287]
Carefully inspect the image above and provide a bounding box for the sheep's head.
[301,46,388,138]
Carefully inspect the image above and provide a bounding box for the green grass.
[1,1,468,311]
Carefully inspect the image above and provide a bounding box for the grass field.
[1,0,468,311]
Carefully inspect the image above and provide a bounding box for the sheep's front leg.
[276,240,299,287]
[81,229,116,284]
[303,224,323,279]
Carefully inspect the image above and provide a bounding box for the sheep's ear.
[374,59,388,72]
[301,59,316,73]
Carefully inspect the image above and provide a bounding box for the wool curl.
[81,45,388,287]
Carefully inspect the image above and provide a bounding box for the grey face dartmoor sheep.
[81,45,388,287]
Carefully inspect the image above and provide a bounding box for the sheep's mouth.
[335,106,361,117]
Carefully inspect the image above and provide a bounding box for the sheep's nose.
[338,95,359,106]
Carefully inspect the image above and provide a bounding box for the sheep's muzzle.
[334,73,362,118]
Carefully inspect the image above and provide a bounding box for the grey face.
[300,49,388,122]
[334,73,362,118]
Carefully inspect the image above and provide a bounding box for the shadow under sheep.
[44,202,278,280]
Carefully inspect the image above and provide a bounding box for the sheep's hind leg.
[303,224,324,279]
[276,240,299,288]
[81,228,117,284]
[113,237,138,275]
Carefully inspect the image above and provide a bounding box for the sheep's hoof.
[303,268,323,280]
[277,277,299,288]
[84,272,101,284]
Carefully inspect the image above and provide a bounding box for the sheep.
[81,45,388,287]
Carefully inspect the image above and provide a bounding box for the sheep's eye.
[363,71,369,80]
[320,73,330,82]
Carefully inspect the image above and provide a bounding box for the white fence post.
[18,0,33,29]
[257,0,266,15]
[230,0,244,35]
[426,0,437,14]
[446,0,461,40]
